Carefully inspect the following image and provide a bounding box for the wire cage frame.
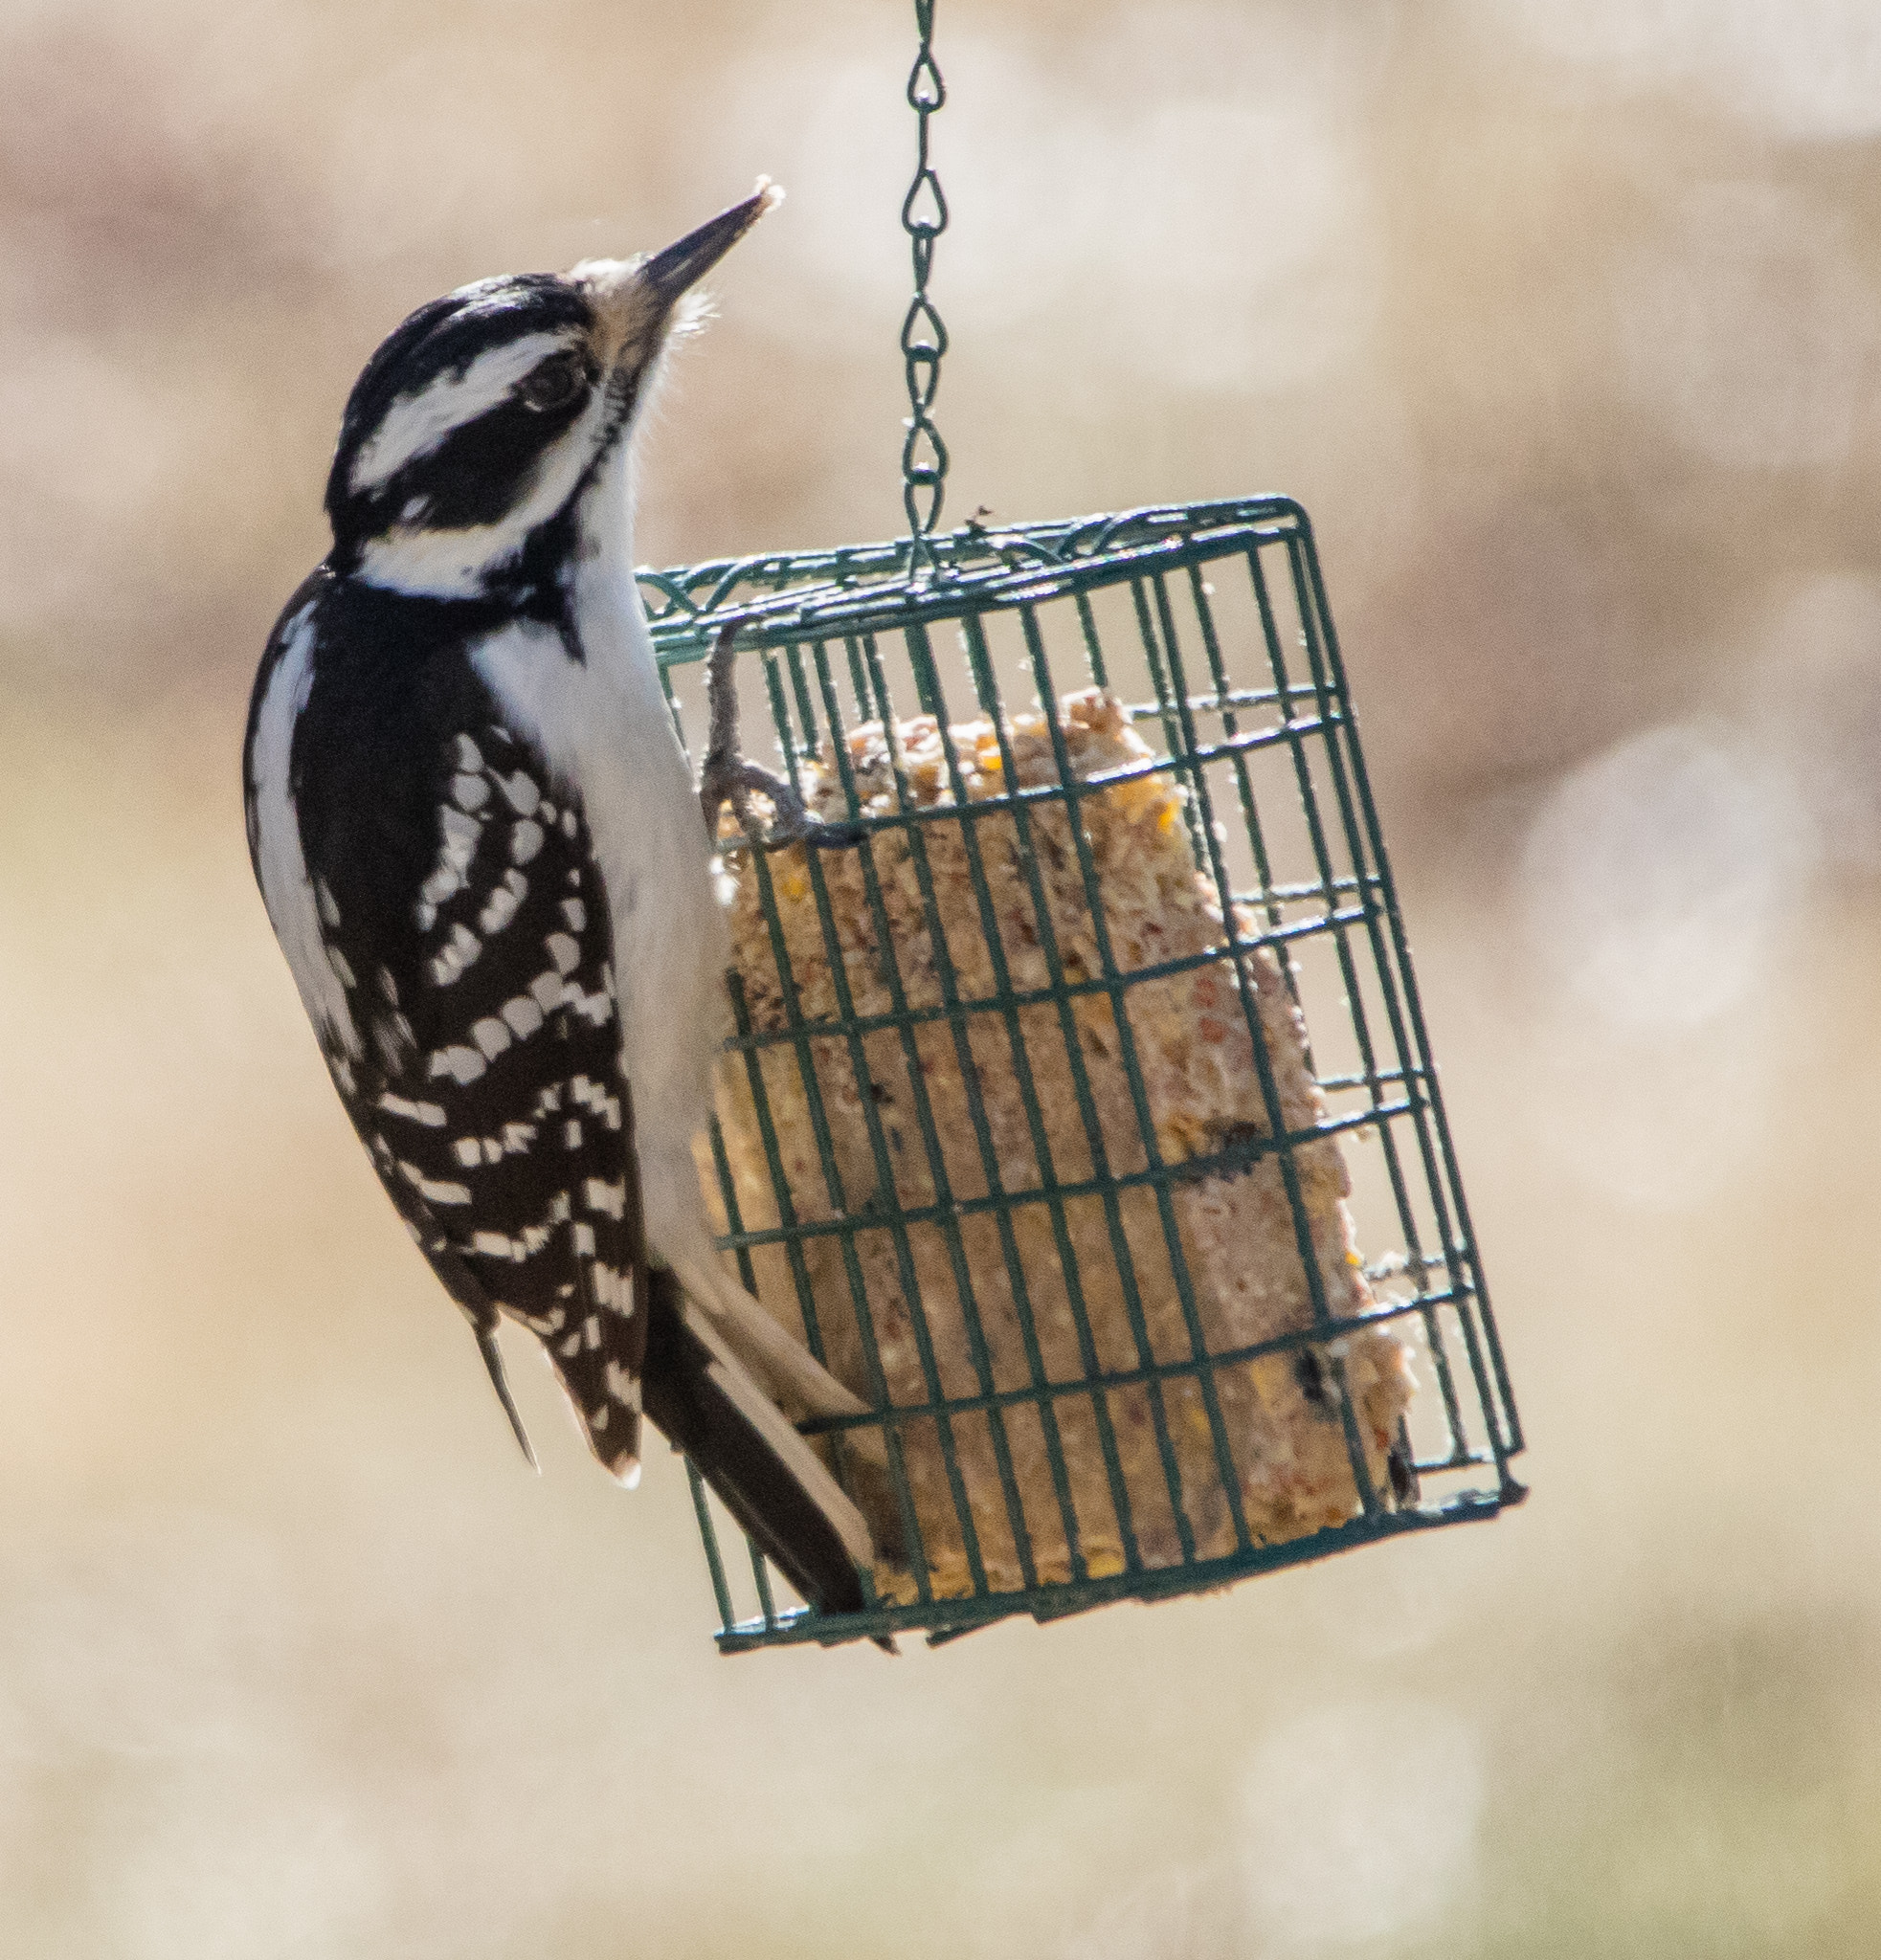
[639,495,1524,1654]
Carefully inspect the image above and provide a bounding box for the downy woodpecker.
[242,185,875,1615]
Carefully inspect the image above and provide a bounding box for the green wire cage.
[631,0,1519,1653]
[639,498,1524,1653]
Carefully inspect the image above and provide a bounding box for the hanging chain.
[899,0,950,559]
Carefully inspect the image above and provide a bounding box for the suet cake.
[712,688,1415,1603]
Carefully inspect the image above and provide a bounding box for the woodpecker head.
[325,182,781,600]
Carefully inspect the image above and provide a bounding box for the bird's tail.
[664,1242,876,1429]
[642,1267,874,1618]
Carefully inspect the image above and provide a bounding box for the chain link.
[900,0,950,556]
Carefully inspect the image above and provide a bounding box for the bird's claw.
[699,626,865,850]
[699,753,810,844]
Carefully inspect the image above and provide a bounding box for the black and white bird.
[242,185,876,1615]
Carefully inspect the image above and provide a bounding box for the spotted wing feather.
[297,681,649,1480]
[246,582,874,1611]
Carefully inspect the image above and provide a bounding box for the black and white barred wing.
[320,721,876,1608]
[329,719,651,1482]
[247,598,875,1610]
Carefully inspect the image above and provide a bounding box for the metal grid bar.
[717,1496,1509,1654]
[1290,524,1523,1464]
[646,501,1522,1653]
[792,1283,1479,1437]
[801,635,1017,1589]
[861,622,1151,1574]
[707,1098,1428,1256]
[715,905,1387,1054]
[843,625,1134,1574]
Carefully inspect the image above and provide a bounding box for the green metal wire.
[644,499,1525,1654]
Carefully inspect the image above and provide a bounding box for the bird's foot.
[699,626,865,850]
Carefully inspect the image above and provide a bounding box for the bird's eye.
[517,355,585,412]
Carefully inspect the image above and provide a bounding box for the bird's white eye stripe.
[349,331,579,494]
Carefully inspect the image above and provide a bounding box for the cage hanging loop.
[900,0,951,562]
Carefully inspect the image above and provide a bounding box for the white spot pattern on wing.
[377,1092,445,1126]
[583,1176,626,1220]
[429,1043,487,1085]
[471,1016,512,1061]
[510,818,545,864]
[478,868,528,936]
[430,921,481,986]
[500,993,544,1038]
[398,1162,471,1206]
[439,806,480,870]
[499,771,541,815]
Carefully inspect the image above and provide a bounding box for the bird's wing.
[267,656,876,1611]
[296,691,652,1481]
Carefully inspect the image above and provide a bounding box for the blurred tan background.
[4,0,1880,1952]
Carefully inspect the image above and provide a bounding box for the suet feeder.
[639,8,1523,1654]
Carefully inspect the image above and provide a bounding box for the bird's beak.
[642,180,784,309]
